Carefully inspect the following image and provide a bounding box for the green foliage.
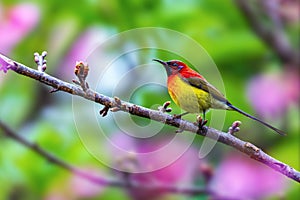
[0,0,299,199]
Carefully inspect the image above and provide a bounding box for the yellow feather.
[168,75,212,113]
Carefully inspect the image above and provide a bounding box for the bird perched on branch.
[153,59,285,136]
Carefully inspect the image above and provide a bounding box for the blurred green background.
[0,0,299,199]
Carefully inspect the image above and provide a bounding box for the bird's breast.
[167,75,212,113]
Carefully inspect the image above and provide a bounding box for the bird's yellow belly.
[168,76,212,113]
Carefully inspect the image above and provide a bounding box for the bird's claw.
[173,114,182,119]
[173,112,189,119]
[195,115,208,129]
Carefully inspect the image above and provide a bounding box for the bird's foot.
[173,112,189,119]
[173,114,182,119]
[194,115,208,132]
[158,101,172,113]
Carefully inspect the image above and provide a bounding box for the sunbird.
[153,59,286,136]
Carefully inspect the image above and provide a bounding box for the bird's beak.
[153,59,167,66]
[153,58,172,76]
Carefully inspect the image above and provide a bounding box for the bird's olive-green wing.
[181,76,228,103]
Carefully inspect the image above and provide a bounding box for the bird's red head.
[153,58,205,79]
[153,59,188,76]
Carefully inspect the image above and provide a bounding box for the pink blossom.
[68,168,105,198]
[0,54,17,74]
[0,3,40,54]
[283,70,300,103]
[247,70,300,118]
[279,0,300,24]
[210,153,288,199]
[0,54,8,84]
[108,132,200,200]
[59,27,108,77]
[0,59,9,73]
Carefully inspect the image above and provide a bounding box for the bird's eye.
[172,62,178,67]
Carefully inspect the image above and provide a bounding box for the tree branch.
[0,53,299,183]
[0,120,215,197]
[235,0,298,66]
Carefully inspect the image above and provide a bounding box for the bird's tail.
[227,103,286,136]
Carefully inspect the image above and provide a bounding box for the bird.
[153,59,286,136]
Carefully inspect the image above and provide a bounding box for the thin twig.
[235,0,298,65]
[0,53,299,183]
[0,120,214,196]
